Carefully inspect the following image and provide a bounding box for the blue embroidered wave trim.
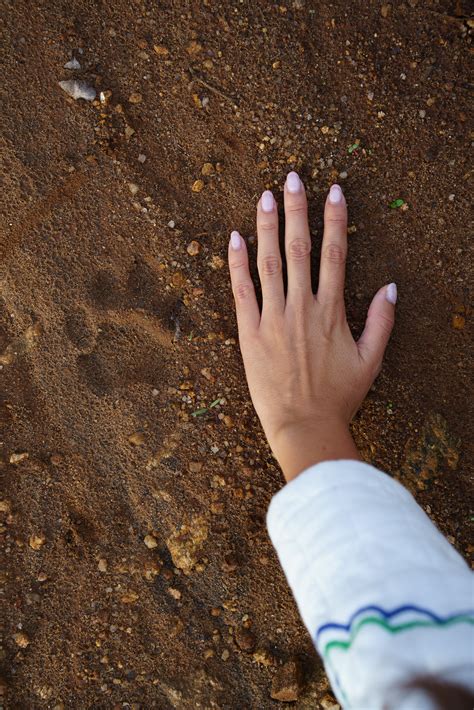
[316,604,474,643]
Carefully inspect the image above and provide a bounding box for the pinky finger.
[228,231,260,336]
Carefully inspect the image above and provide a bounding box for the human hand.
[228,173,397,481]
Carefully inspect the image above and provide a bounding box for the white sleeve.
[267,460,474,709]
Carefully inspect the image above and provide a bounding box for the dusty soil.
[1,0,473,707]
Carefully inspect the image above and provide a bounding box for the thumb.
[357,283,397,372]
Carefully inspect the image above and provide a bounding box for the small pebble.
[339,171,348,179]
[128,93,142,104]
[153,45,169,56]
[13,632,30,648]
[452,314,465,330]
[448,194,455,201]
[419,109,426,118]
[128,183,140,196]
[192,179,205,193]
[98,558,108,572]
[168,220,175,228]
[381,3,391,17]
[138,154,147,163]
[144,534,158,549]
[121,591,139,603]
[10,452,29,464]
[221,649,230,661]
[29,534,45,550]
[201,163,215,176]
[59,80,96,101]
[64,58,81,70]
[128,431,145,446]
[187,241,201,256]
[270,660,304,702]
[168,587,181,600]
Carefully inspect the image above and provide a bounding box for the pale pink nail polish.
[286,171,301,193]
[230,230,242,251]
[386,283,397,305]
[328,184,343,204]
[261,190,274,213]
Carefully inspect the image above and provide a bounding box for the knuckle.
[230,260,247,272]
[325,214,347,226]
[288,238,311,262]
[234,281,253,301]
[324,243,347,264]
[285,201,307,216]
[261,254,281,277]
[258,219,277,233]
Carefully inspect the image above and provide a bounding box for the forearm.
[267,460,474,707]
[269,417,361,482]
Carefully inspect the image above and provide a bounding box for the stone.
[380,4,391,17]
[166,515,208,574]
[121,591,139,603]
[98,558,108,572]
[153,45,169,56]
[187,241,201,256]
[128,93,142,104]
[144,534,158,549]
[235,627,256,652]
[128,432,145,446]
[270,660,304,702]
[29,534,45,550]
[192,180,205,193]
[64,57,81,70]
[59,80,96,101]
[9,452,29,464]
[13,631,30,648]
[201,162,215,176]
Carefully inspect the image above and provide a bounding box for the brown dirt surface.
[1,0,473,707]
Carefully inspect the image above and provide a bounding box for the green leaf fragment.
[191,408,208,417]
[389,198,405,209]
[209,398,222,408]
[348,142,360,154]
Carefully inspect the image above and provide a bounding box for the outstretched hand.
[228,173,396,482]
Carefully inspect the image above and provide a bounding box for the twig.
[189,69,238,106]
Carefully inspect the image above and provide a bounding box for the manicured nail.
[386,283,397,305]
[261,190,275,213]
[286,171,301,193]
[328,184,343,204]
[230,230,242,251]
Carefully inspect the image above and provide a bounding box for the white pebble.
[59,80,96,101]
[138,153,147,163]
[448,194,455,201]
[419,109,426,118]
[201,96,210,108]
[64,57,81,70]
[339,171,348,179]
[168,220,175,228]
[367,91,374,101]
[128,183,139,195]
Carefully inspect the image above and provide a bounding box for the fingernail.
[386,283,397,305]
[230,230,242,251]
[286,171,301,193]
[261,190,275,213]
[328,184,343,204]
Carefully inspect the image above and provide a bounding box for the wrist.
[267,416,361,483]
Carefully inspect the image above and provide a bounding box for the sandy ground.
[1,0,473,707]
